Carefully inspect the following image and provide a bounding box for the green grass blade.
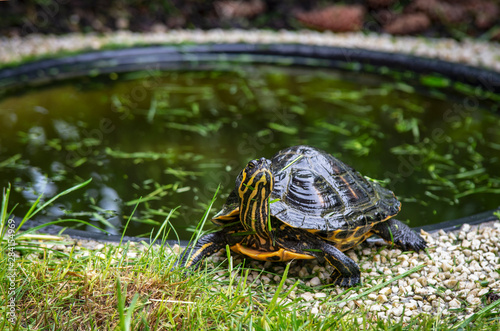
[0,185,11,237]
[124,293,140,331]
[116,278,127,331]
[18,178,93,232]
[143,207,180,261]
[453,296,500,329]
[153,206,180,245]
[280,155,304,172]
[267,262,291,313]
[116,277,140,331]
[181,185,220,264]
[19,194,42,230]
[120,197,141,246]
[15,219,108,239]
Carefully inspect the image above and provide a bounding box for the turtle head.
[238,158,274,237]
[238,158,274,200]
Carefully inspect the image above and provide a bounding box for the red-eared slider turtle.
[175,145,426,287]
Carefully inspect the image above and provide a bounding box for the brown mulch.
[1,0,499,40]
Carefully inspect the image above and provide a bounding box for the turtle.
[175,145,427,287]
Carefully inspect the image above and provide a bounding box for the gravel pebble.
[314,292,327,299]
[441,261,452,272]
[377,294,388,303]
[449,299,461,309]
[391,306,403,317]
[301,292,314,301]
[444,279,458,289]
[309,277,322,287]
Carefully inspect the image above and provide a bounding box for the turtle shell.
[268,145,400,234]
[213,145,400,235]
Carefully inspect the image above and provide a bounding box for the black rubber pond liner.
[1,43,500,96]
[4,43,500,243]
[414,207,500,233]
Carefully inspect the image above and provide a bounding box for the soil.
[1,0,499,40]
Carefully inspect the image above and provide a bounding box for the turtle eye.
[247,160,257,169]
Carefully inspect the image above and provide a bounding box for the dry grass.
[9,239,227,330]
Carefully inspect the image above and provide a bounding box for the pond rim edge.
[1,43,500,97]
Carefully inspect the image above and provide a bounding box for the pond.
[1,63,499,239]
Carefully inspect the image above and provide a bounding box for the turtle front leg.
[174,226,242,269]
[371,218,427,252]
[275,227,361,287]
[173,231,229,269]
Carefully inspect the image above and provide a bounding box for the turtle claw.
[396,233,427,252]
[392,225,428,253]
[373,219,428,253]
[329,270,362,288]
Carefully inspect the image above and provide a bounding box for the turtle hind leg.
[371,218,427,252]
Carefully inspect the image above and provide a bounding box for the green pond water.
[0,65,499,239]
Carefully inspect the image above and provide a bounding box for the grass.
[1,183,500,330]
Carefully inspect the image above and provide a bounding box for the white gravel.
[201,221,500,322]
[1,30,500,72]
